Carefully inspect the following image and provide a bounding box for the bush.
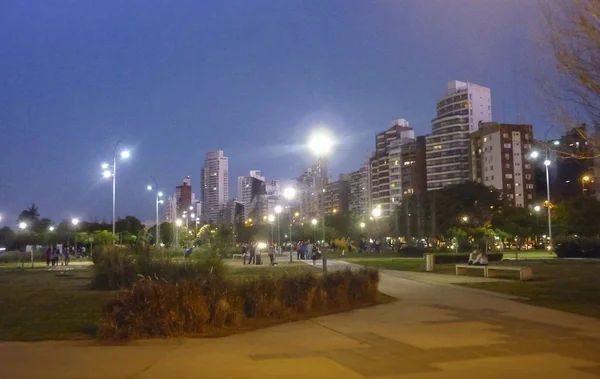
[433,252,503,264]
[99,268,380,340]
[398,246,427,257]
[91,247,137,290]
[555,237,600,258]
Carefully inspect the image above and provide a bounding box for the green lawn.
[459,259,600,318]
[0,267,114,341]
[0,261,322,341]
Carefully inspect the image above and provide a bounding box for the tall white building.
[237,170,265,220]
[201,150,229,223]
[426,81,492,190]
[370,119,415,217]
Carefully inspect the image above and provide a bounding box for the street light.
[274,205,282,253]
[268,214,275,247]
[582,175,591,195]
[101,142,131,237]
[534,205,541,212]
[283,186,296,260]
[18,221,27,230]
[461,216,468,223]
[360,222,366,229]
[308,129,334,243]
[529,125,557,251]
[147,177,163,247]
[311,218,318,241]
[174,219,183,248]
[71,218,79,252]
[371,206,382,218]
[48,226,55,232]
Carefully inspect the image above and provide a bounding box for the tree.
[0,226,15,249]
[115,216,144,235]
[17,204,41,231]
[554,197,600,237]
[542,0,600,157]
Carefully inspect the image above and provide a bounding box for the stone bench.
[455,264,486,276]
[232,254,243,259]
[486,265,533,281]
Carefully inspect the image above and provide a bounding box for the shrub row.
[99,268,379,340]
[433,252,503,264]
[91,246,227,290]
[555,238,600,258]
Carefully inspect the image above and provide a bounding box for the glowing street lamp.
[372,206,382,219]
[101,142,131,237]
[48,226,55,232]
[461,216,468,223]
[147,177,163,246]
[360,222,366,229]
[71,218,79,226]
[582,175,591,195]
[534,205,541,212]
[18,221,27,230]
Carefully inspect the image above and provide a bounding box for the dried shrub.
[99,267,380,340]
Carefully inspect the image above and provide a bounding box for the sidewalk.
[2,262,600,378]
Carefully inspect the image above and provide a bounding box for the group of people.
[295,240,321,265]
[45,246,70,266]
[467,249,489,266]
[241,242,276,266]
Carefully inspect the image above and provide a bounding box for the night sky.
[0,0,551,226]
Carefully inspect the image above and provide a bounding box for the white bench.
[455,264,486,276]
[486,266,533,281]
[232,254,243,259]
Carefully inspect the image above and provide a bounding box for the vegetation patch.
[99,267,380,340]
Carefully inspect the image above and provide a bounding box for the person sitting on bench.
[472,251,488,266]
[468,249,479,265]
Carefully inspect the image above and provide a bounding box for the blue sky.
[0,0,551,225]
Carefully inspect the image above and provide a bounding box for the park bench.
[232,254,243,259]
[486,265,533,281]
[455,264,486,277]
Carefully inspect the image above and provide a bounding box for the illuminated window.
[433,145,443,150]
[483,137,487,142]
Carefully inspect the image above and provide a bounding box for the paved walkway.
[2,260,600,378]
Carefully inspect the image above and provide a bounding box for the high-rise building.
[324,174,350,215]
[371,119,415,217]
[201,150,229,223]
[426,81,492,190]
[470,122,536,208]
[220,199,245,225]
[552,125,595,199]
[400,136,427,197]
[349,163,371,215]
[165,176,196,222]
[237,170,265,220]
[296,164,326,219]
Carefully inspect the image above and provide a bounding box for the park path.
[2,259,600,378]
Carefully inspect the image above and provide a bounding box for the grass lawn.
[458,259,600,319]
[500,250,556,260]
[227,260,321,278]
[0,266,114,341]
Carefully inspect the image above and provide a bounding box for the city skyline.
[0,1,551,224]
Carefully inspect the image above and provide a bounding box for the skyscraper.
[201,150,229,223]
[237,170,265,221]
[426,81,492,190]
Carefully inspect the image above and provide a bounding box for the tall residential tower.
[426,81,492,190]
[201,150,229,223]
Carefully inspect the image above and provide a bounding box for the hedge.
[555,239,600,258]
[99,268,380,340]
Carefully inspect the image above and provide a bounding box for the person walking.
[241,243,248,265]
[248,243,256,265]
[306,240,313,261]
[45,246,52,266]
[296,241,302,260]
[62,246,70,266]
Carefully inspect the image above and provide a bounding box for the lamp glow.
[18,222,27,230]
[71,218,79,226]
[283,187,296,200]
[49,226,55,232]
[147,185,153,191]
[120,150,131,159]
[371,206,382,218]
[102,170,112,178]
[530,151,539,159]
[311,218,317,226]
[544,159,551,166]
[268,214,275,222]
[175,219,183,227]
[308,130,334,157]
[101,163,109,169]
[274,205,283,214]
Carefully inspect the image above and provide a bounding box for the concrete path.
[2,261,600,378]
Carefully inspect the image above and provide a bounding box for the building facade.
[323,174,350,215]
[470,122,536,208]
[201,150,229,223]
[237,170,265,221]
[348,163,371,215]
[426,81,492,190]
[400,136,427,197]
[370,119,415,217]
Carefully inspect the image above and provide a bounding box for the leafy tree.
[115,216,144,235]
[554,197,600,237]
[0,226,15,249]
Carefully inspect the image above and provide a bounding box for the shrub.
[398,246,427,257]
[555,237,600,258]
[91,247,136,290]
[99,268,380,340]
[433,252,503,264]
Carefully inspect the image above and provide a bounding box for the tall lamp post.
[274,205,282,252]
[283,187,296,261]
[529,149,553,250]
[147,178,164,246]
[582,175,591,196]
[174,219,183,248]
[18,222,31,268]
[102,144,131,237]
[71,218,79,255]
[311,218,318,241]
[268,214,275,247]
[307,129,334,243]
